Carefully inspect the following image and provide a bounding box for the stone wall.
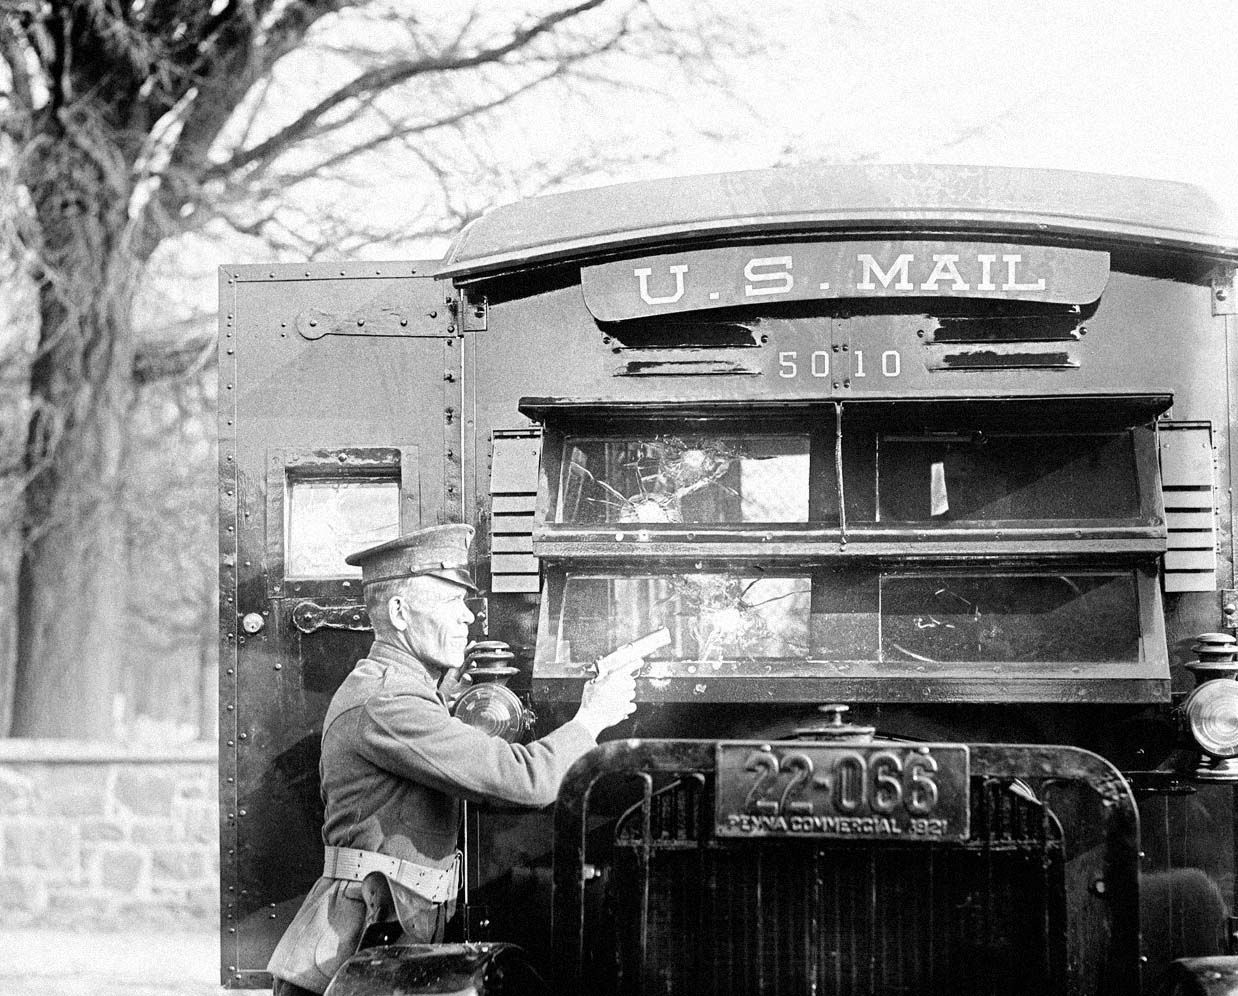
[0,740,218,927]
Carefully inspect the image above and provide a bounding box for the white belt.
[323,846,462,904]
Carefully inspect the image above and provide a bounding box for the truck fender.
[1160,957,1238,996]
[323,942,547,996]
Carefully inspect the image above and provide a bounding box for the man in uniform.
[268,523,639,995]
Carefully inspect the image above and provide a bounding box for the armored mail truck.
[220,163,1238,995]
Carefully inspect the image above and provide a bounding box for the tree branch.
[207,0,609,179]
[132,323,214,385]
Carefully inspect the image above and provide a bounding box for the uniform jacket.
[268,641,597,993]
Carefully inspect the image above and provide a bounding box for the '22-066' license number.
[714,742,970,841]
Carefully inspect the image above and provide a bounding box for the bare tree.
[0,0,755,736]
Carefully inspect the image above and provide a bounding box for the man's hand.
[574,663,639,738]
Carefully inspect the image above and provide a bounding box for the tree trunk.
[0,252,33,736]
[0,521,19,737]
[9,127,138,738]
[11,424,130,738]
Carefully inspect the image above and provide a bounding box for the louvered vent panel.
[490,429,542,593]
[1159,421,1217,593]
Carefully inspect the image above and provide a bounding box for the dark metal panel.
[532,533,1168,558]
[1226,310,1238,594]
[531,675,1170,706]
[219,265,453,987]
[219,268,242,988]
[474,275,1200,412]
[442,165,1237,279]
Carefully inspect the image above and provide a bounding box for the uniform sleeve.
[356,691,598,808]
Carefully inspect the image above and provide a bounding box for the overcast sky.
[607,1,1238,230]
[164,0,1238,318]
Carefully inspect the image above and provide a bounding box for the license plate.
[715,741,970,841]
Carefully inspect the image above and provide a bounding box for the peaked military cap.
[345,523,478,592]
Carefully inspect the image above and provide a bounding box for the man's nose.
[461,603,475,624]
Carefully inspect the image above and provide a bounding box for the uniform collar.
[366,640,441,691]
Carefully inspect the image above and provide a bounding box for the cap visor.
[426,567,479,593]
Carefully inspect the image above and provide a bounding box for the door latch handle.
[291,601,372,634]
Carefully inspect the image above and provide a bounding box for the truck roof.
[440,163,1238,280]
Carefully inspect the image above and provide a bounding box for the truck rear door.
[218,260,460,988]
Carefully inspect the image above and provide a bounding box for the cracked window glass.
[557,433,810,524]
[880,572,1139,663]
[878,431,1139,522]
[286,478,400,578]
[556,572,812,663]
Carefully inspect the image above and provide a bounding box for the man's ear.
[387,595,407,632]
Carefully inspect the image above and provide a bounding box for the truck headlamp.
[453,681,529,743]
[1184,679,1238,758]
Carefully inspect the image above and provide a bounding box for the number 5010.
[777,349,901,379]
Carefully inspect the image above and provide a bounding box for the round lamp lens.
[1185,680,1238,758]
[453,684,525,743]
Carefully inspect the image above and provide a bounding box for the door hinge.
[1212,268,1236,316]
[463,290,488,332]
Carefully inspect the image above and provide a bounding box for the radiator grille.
[590,778,1066,996]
